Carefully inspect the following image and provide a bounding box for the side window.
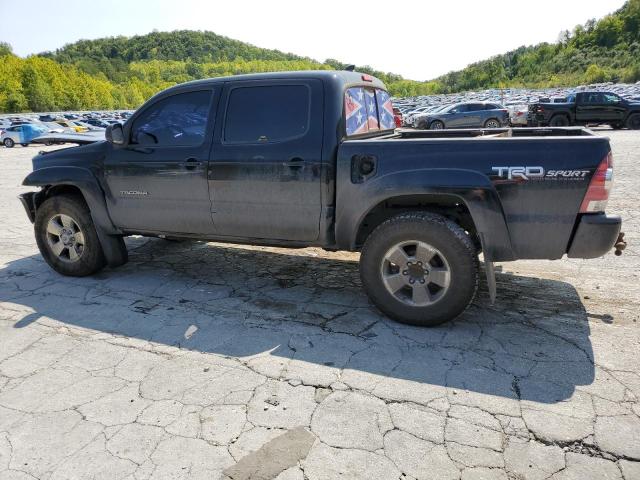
[603,93,621,104]
[131,90,213,147]
[224,85,309,143]
[376,89,396,130]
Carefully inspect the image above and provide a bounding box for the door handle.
[286,157,304,169]
[183,158,201,170]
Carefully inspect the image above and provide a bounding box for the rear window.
[345,87,395,136]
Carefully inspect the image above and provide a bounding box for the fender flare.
[335,168,515,262]
[22,166,127,267]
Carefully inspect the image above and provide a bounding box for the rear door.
[463,103,485,127]
[209,79,324,241]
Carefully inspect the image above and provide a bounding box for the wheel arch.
[23,167,127,267]
[23,166,118,235]
[335,169,516,262]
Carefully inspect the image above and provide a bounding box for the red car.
[393,107,402,128]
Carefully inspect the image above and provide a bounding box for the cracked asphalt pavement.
[1,130,639,480]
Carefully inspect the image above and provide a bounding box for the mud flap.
[478,232,496,304]
[95,229,128,268]
[485,260,496,304]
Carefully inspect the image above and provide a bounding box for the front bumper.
[567,213,622,258]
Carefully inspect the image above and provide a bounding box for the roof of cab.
[170,70,387,91]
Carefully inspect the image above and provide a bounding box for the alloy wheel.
[45,214,85,263]
[380,240,451,306]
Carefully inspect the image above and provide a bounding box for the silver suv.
[414,102,509,129]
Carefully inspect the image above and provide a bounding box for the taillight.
[580,151,614,213]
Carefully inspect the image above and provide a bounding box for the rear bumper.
[567,213,622,258]
[19,192,37,224]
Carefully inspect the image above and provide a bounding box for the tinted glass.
[131,90,213,146]
[345,87,369,135]
[450,104,468,113]
[365,88,380,131]
[376,89,396,130]
[225,85,309,143]
[603,93,621,104]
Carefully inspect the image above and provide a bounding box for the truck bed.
[336,126,610,261]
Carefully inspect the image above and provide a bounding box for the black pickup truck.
[529,91,640,129]
[19,71,625,326]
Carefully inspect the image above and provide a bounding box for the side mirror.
[105,123,125,145]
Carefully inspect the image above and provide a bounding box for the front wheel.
[429,121,444,130]
[3,138,14,148]
[484,118,500,128]
[34,195,106,276]
[360,212,479,327]
[21,143,29,147]
[627,114,640,130]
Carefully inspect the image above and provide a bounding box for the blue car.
[1,123,49,147]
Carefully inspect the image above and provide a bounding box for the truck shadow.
[3,237,596,404]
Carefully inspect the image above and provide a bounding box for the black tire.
[550,115,570,127]
[21,143,29,147]
[3,138,14,148]
[34,195,106,276]
[429,120,445,130]
[360,212,479,327]
[627,114,640,130]
[484,118,501,128]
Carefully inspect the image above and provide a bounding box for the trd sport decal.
[492,166,590,181]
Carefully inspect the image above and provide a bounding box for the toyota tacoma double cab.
[19,71,625,326]
[529,91,640,129]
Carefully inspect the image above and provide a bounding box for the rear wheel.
[484,118,500,128]
[34,195,106,276]
[550,115,570,127]
[21,143,29,147]
[3,138,14,148]
[627,114,640,130]
[360,212,479,327]
[429,120,444,130]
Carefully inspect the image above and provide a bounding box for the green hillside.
[0,0,638,113]
[434,0,640,92]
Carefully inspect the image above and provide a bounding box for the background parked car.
[506,104,529,126]
[392,107,402,128]
[1,123,48,147]
[413,102,509,129]
[54,119,88,132]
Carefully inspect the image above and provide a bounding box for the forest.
[0,0,638,112]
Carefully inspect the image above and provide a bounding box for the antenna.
[344,65,356,72]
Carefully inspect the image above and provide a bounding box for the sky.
[0,0,627,81]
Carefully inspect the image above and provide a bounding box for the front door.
[209,79,324,241]
[103,88,217,234]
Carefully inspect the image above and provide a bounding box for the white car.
[1,124,48,147]
[507,104,529,126]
